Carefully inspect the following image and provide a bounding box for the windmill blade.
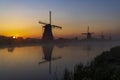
[82,33,87,35]
[38,21,48,25]
[49,11,52,25]
[42,26,44,35]
[90,32,94,34]
[87,26,89,33]
[52,25,62,29]
[38,57,61,64]
[39,60,48,64]
[51,56,62,61]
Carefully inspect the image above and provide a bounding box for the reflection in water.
[39,43,62,74]
[84,43,92,63]
[8,47,14,52]
[0,41,119,80]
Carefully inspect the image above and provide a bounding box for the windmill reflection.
[8,47,14,52]
[39,43,62,74]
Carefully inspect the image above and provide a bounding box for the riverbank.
[63,46,120,80]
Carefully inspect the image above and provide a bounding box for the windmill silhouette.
[100,32,105,40]
[39,11,62,41]
[82,26,94,40]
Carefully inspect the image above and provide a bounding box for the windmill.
[38,11,62,41]
[82,26,94,40]
[100,32,105,40]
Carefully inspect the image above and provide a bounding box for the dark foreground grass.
[62,46,120,80]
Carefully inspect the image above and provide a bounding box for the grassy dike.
[62,46,120,80]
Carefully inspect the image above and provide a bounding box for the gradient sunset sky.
[0,0,120,39]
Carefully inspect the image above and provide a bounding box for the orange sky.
[0,0,120,39]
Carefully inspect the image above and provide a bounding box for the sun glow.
[12,36,16,39]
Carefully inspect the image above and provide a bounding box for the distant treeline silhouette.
[0,35,79,46]
[0,35,42,45]
[0,35,13,45]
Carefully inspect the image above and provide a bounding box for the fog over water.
[0,41,120,80]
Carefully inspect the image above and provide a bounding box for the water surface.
[0,41,120,80]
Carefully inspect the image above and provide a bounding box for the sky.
[0,0,120,39]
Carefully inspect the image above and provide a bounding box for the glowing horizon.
[0,0,120,39]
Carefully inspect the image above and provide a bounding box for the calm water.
[0,41,120,80]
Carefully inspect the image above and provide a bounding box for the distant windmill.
[100,32,105,40]
[82,26,94,40]
[38,11,62,41]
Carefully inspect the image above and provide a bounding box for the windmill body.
[42,24,53,41]
[87,33,92,40]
